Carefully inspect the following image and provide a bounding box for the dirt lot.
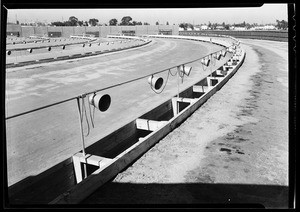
[82,39,289,208]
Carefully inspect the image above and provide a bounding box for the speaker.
[148,76,164,90]
[88,93,111,112]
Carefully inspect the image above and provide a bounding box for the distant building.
[200,25,209,30]
[232,27,247,31]
[252,25,277,30]
[215,25,225,30]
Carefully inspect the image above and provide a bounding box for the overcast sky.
[7,4,288,25]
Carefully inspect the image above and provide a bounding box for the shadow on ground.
[81,181,289,208]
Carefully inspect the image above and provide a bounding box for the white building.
[252,25,277,30]
[215,26,225,30]
[233,27,247,31]
[200,25,209,30]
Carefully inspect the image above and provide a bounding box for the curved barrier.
[7,35,245,204]
[179,30,288,42]
[6,36,152,68]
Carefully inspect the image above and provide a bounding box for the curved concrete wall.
[179,30,288,42]
[7,25,180,38]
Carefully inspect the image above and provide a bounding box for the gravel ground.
[82,39,289,208]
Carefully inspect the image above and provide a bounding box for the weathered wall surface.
[6,25,180,37]
[179,30,288,42]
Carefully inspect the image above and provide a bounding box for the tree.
[179,23,188,30]
[120,16,132,25]
[156,21,159,25]
[166,21,169,25]
[88,18,99,26]
[276,19,288,30]
[143,22,150,25]
[109,18,118,26]
[51,21,66,26]
[208,21,212,29]
[188,23,194,30]
[224,24,230,30]
[68,16,78,26]
[77,20,84,26]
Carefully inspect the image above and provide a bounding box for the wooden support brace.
[172,97,178,116]
[72,153,113,184]
[175,97,197,104]
[136,118,168,131]
[171,97,194,117]
[193,85,209,93]
[215,70,226,76]
[223,65,233,71]
[207,77,219,87]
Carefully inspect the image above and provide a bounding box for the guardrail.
[5,36,151,68]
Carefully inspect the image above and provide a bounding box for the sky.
[6,4,288,25]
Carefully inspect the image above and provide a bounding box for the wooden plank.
[139,100,173,121]
[85,120,138,158]
[73,152,112,167]
[136,119,168,131]
[72,154,83,184]
[173,97,196,104]
[207,77,219,87]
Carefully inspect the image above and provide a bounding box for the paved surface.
[82,39,289,208]
[5,37,225,186]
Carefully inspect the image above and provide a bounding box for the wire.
[169,68,177,76]
[88,95,95,128]
[81,96,90,137]
[201,60,209,72]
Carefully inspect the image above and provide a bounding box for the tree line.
[179,20,288,30]
[50,16,151,26]
[43,16,289,30]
